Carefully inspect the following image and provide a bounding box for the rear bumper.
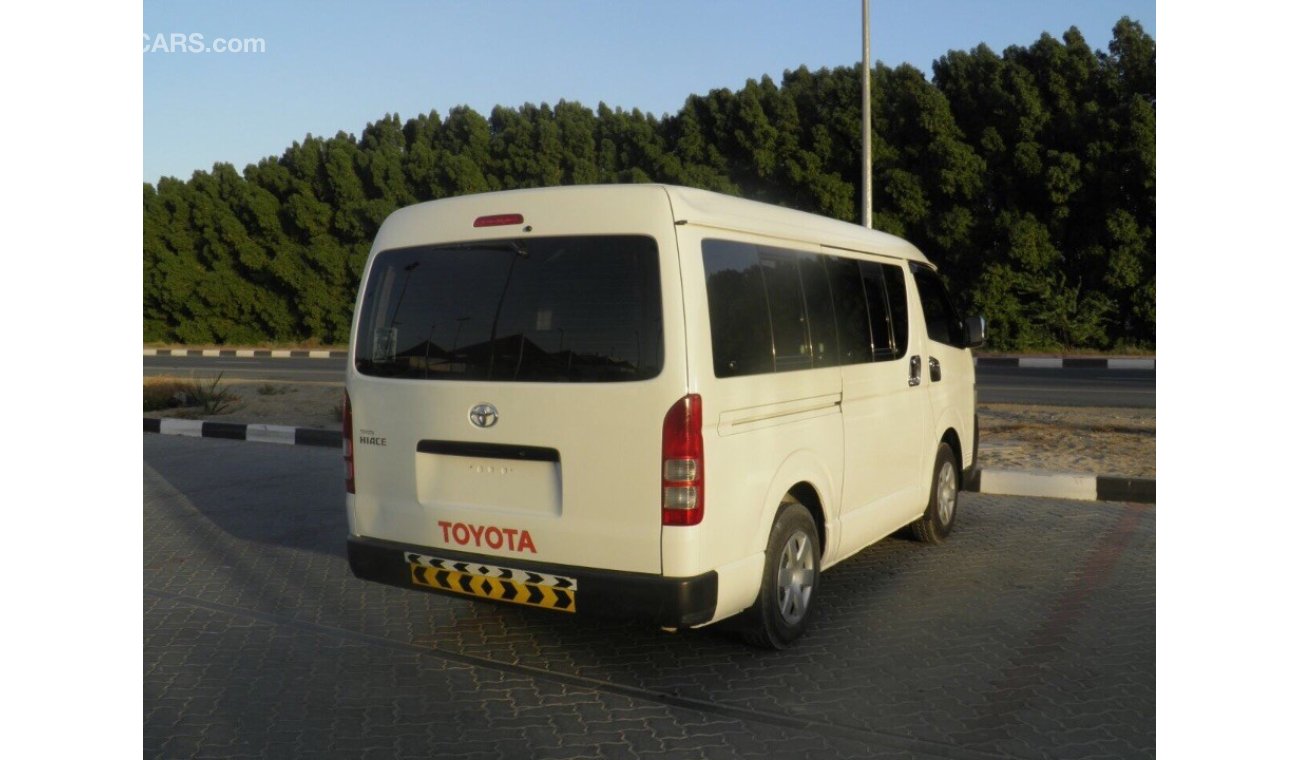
[347,535,718,629]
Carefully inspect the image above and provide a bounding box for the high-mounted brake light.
[343,390,355,494]
[473,213,525,228]
[662,394,704,526]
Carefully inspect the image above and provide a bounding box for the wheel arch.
[940,426,963,488]
[785,482,827,561]
[753,450,837,562]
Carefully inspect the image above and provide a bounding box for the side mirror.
[963,315,987,349]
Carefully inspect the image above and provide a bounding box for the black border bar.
[417,440,560,462]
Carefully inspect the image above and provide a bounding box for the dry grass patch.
[978,403,1155,477]
[145,378,343,429]
[143,377,191,412]
[144,374,243,417]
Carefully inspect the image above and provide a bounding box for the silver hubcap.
[937,460,957,525]
[777,530,816,624]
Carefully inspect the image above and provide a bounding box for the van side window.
[860,262,907,361]
[798,255,839,368]
[704,240,825,377]
[882,264,910,356]
[703,239,914,375]
[703,241,777,377]
[825,257,872,365]
[760,252,814,372]
[912,265,964,347]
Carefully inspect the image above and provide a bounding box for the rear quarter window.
[702,240,777,378]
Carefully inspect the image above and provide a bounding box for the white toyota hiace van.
[345,184,985,648]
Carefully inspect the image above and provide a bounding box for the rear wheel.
[742,499,820,649]
[910,443,958,543]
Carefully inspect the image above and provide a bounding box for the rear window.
[354,235,663,382]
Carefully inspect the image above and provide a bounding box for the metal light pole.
[861,0,872,229]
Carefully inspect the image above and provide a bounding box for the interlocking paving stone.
[145,435,1155,758]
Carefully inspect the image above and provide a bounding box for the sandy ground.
[146,379,1155,478]
[147,378,345,430]
[976,403,1154,478]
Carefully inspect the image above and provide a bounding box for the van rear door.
[347,228,680,576]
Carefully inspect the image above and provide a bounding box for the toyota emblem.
[469,403,499,428]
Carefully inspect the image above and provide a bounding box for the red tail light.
[662,394,703,526]
[473,213,524,227]
[343,390,355,494]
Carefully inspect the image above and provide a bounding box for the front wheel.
[742,499,820,649]
[910,443,959,543]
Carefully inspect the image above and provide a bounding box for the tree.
[144,19,1155,351]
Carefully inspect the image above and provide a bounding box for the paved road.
[144,355,345,384]
[144,435,1155,759]
[144,355,1156,408]
[975,366,1155,408]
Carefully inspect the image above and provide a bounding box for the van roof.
[659,184,931,265]
[383,184,932,266]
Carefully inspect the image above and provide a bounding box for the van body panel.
[716,393,842,436]
[347,185,688,575]
[668,225,843,580]
[760,448,840,557]
[912,265,979,472]
[836,265,935,555]
[681,443,838,619]
[707,551,768,624]
[658,370,843,578]
[837,358,933,553]
[350,379,680,572]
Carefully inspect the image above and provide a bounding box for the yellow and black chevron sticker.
[405,552,577,613]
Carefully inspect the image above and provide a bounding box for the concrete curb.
[144,418,342,448]
[974,357,1154,370]
[965,468,1155,504]
[144,348,345,359]
[143,418,1155,504]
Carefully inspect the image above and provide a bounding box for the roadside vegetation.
[145,19,1153,353]
[144,374,242,416]
[256,383,293,396]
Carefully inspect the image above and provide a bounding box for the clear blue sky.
[143,0,1155,184]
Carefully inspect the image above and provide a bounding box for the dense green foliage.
[144,19,1154,351]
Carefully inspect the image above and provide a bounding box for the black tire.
[909,443,959,544]
[742,499,820,649]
